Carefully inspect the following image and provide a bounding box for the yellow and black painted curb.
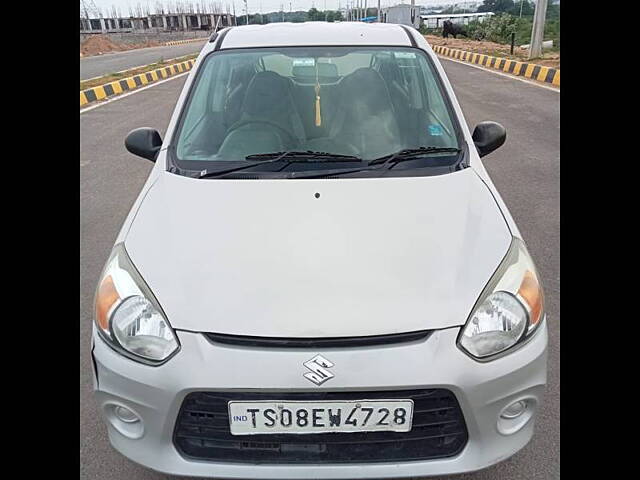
[432,45,560,87]
[165,37,207,46]
[80,59,195,107]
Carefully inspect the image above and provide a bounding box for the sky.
[90,0,472,16]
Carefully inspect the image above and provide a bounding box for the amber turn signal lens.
[96,275,120,330]
[518,270,543,327]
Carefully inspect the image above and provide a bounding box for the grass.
[80,54,197,91]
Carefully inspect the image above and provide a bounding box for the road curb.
[80,58,195,107]
[432,45,560,87]
[165,38,207,46]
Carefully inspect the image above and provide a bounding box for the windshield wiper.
[246,151,362,161]
[285,147,463,178]
[199,151,363,179]
[368,147,462,169]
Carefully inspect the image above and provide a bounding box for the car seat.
[218,71,307,159]
[328,67,402,159]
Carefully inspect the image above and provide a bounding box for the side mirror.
[125,128,163,162]
[472,121,506,158]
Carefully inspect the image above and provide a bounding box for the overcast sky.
[90,0,471,15]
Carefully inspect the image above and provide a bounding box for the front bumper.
[92,321,548,479]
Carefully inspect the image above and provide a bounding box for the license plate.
[228,399,414,435]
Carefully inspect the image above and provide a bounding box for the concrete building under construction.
[80,12,235,34]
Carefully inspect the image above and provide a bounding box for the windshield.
[172,46,462,175]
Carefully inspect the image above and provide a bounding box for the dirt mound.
[426,35,527,56]
[80,35,163,57]
[425,34,559,69]
[80,35,124,56]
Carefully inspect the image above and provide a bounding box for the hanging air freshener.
[315,61,322,127]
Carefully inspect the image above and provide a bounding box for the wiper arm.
[288,147,463,178]
[198,148,459,179]
[199,151,363,179]
[246,151,362,161]
[368,147,462,169]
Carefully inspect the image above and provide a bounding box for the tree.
[546,3,560,20]
[508,0,534,17]
[478,0,515,13]
[307,7,321,21]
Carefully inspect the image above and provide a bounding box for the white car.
[92,22,547,478]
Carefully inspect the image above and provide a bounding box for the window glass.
[175,46,460,169]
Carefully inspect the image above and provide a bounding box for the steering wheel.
[225,119,298,147]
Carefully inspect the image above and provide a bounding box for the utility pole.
[243,0,248,24]
[528,0,548,59]
[377,0,380,22]
[411,0,415,26]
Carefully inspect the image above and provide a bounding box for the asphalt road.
[80,59,559,480]
[80,41,207,80]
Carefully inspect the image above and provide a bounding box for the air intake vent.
[174,389,468,464]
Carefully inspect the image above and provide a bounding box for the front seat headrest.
[241,71,294,119]
[339,67,395,115]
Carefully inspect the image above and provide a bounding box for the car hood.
[124,169,511,337]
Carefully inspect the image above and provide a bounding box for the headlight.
[459,238,544,360]
[94,244,179,364]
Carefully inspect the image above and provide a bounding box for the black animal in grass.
[442,20,468,39]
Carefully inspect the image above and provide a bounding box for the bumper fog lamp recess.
[105,403,144,439]
[500,400,527,419]
[497,399,535,435]
[114,405,140,423]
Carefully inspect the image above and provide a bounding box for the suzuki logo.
[303,354,334,386]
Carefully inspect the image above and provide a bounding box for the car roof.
[205,22,416,51]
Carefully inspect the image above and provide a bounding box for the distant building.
[419,1,483,14]
[420,11,494,28]
[380,4,422,28]
[80,12,234,34]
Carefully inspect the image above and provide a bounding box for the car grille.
[203,330,432,349]
[173,389,468,464]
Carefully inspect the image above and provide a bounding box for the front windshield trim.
[167,45,466,176]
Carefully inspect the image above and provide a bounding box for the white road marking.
[80,71,189,115]
[439,56,560,93]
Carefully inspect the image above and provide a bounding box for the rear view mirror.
[472,122,506,158]
[125,128,163,162]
